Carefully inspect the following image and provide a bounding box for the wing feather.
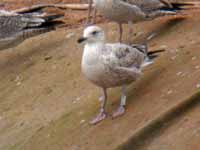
[122,0,171,11]
[103,43,145,69]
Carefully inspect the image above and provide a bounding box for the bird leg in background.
[128,21,133,44]
[86,0,96,25]
[118,23,123,43]
[86,0,93,25]
[90,88,107,124]
[92,8,97,24]
[99,88,105,102]
[112,85,126,118]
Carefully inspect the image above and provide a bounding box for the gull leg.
[92,9,97,24]
[99,88,105,102]
[112,85,126,118]
[118,23,123,43]
[86,0,93,26]
[128,21,133,44]
[90,88,107,125]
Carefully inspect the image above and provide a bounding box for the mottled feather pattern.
[0,10,63,50]
[0,16,27,38]
[104,43,145,70]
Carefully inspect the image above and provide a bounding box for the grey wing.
[103,43,144,79]
[117,0,147,19]
[124,0,171,11]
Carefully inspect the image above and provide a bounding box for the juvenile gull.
[87,0,198,42]
[0,10,63,51]
[78,26,164,124]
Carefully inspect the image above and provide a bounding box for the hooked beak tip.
[77,37,87,43]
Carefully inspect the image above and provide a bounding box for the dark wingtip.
[43,14,64,21]
[147,49,165,56]
[161,2,198,11]
[147,49,165,60]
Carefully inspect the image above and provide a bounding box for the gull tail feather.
[160,1,200,11]
[26,13,64,29]
[148,1,200,19]
[41,14,64,22]
[147,49,165,57]
[141,50,165,68]
[170,1,200,10]
[132,32,157,55]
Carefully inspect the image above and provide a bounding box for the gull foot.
[112,106,125,119]
[90,112,107,125]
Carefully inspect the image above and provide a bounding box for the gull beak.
[77,37,87,43]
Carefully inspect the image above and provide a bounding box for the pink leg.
[86,0,93,26]
[118,23,123,43]
[112,106,125,118]
[92,8,97,24]
[112,85,126,118]
[90,88,107,125]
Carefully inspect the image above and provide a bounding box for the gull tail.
[132,33,157,55]
[26,13,64,27]
[147,1,200,19]
[37,14,64,29]
[147,50,165,60]
[41,14,64,22]
[168,1,200,10]
[141,50,165,68]
[132,33,164,68]
[21,13,64,40]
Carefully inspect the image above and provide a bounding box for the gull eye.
[92,31,99,35]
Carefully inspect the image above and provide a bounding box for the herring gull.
[78,26,164,124]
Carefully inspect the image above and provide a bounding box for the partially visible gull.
[78,26,164,124]
[87,0,198,42]
[0,10,63,51]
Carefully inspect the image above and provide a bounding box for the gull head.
[78,26,105,44]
